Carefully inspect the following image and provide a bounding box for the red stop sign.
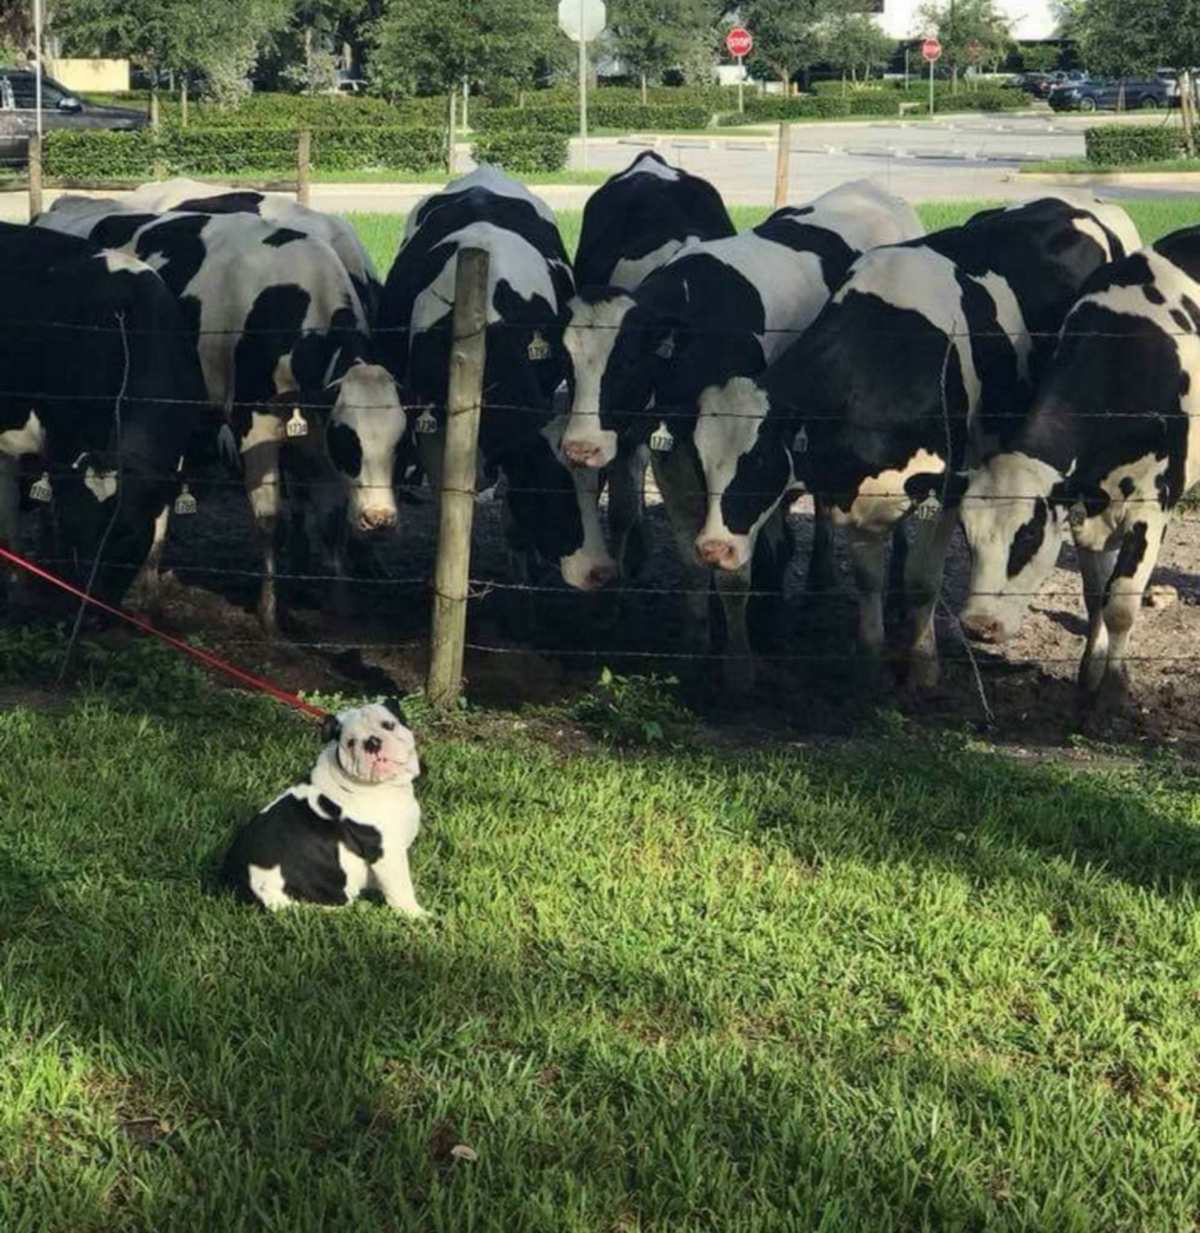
[922,37,942,63]
[726,27,753,58]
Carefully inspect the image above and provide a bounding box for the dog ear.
[382,696,408,727]
[320,713,342,745]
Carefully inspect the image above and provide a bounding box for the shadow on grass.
[3,719,1200,1231]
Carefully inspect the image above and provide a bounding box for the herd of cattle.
[1,157,1197,704]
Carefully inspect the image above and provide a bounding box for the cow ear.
[320,713,342,745]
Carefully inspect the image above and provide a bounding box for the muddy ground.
[8,464,1200,757]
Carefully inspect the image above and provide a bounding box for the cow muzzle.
[357,506,398,533]
[696,537,744,572]
[562,439,608,469]
[960,609,1013,645]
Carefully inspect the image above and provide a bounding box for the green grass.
[1024,157,1200,175]
[5,644,1200,1231]
[347,199,1200,278]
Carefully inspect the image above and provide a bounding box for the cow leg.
[317,488,352,620]
[885,522,909,626]
[608,442,649,581]
[500,491,537,641]
[1094,513,1168,699]
[1076,544,1119,696]
[651,444,711,664]
[847,527,888,663]
[242,436,283,635]
[714,563,755,693]
[0,454,20,603]
[903,507,959,690]
[806,495,835,595]
[128,505,171,615]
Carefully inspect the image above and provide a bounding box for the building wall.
[874,0,1059,41]
[45,59,131,93]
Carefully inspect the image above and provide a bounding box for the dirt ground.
[9,464,1200,757]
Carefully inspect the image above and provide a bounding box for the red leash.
[0,544,329,721]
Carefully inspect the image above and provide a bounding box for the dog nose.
[364,735,382,754]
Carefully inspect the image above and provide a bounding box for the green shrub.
[471,130,568,173]
[570,669,696,749]
[720,84,1022,124]
[1085,124,1188,165]
[43,125,445,179]
[517,84,737,109]
[158,91,443,129]
[475,103,712,133]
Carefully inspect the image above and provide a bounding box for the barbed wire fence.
[3,247,1199,723]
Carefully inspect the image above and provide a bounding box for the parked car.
[0,69,148,166]
[1049,74,1178,111]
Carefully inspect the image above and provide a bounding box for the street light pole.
[32,0,43,140]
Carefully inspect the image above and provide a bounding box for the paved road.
[1,113,1195,223]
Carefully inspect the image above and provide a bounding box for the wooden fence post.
[773,122,791,208]
[427,246,489,708]
[297,129,312,206]
[27,136,43,219]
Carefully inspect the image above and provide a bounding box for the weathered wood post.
[773,122,791,208]
[27,136,43,219]
[427,246,489,708]
[297,128,312,206]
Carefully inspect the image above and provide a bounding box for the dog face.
[322,701,419,786]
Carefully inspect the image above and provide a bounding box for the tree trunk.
[518,89,526,108]
[149,82,160,130]
[181,78,188,129]
[1181,70,1196,157]
[640,72,647,105]
[447,88,456,175]
[303,27,313,95]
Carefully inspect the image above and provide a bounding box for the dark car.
[0,69,148,165]
[1049,74,1178,111]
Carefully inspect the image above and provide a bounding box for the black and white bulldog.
[221,702,428,914]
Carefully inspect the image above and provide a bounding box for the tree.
[822,13,896,83]
[606,0,715,102]
[57,0,290,116]
[737,0,860,93]
[1069,0,1200,149]
[915,0,1013,88]
[1018,43,1060,73]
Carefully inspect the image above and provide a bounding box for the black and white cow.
[959,224,1199,698]
[35,197,406,630]
[0,223,207,607]
[121,177,382,322]
[380,166,616,591]
[568,152,737,584]
[574,151,735,292]
[698,196,1141,689]
[560,180,925,688]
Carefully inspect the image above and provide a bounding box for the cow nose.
[364,735,382,754]
[359,506,397,532]
[961,612,1007,644]
[585,561,618,590]
[562,440,604,468]
[696,538,740,571]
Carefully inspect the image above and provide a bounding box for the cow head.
[322,362,406,534]
[959,451,1067,644]
[692,377,796,572]
[561,291,676,470]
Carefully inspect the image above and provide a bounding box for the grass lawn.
[5,641,1200,1232]
[1024,158,1200,176]
[348,198,1200,278]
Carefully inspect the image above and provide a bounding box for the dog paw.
[395,904,433,920]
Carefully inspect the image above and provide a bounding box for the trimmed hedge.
[1085,124,1188,164]
[471,131,568,173]
[43,125,446,178]
[475,103,712,133]
[720,86,1022,124]
[158,92,442,129]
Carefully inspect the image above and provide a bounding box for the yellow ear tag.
[30,472,53,502]
[415,409,438,435]
[174,485,198,515]
[527,331,551,362]
[649,422,674,453]
[286,407,308,438]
